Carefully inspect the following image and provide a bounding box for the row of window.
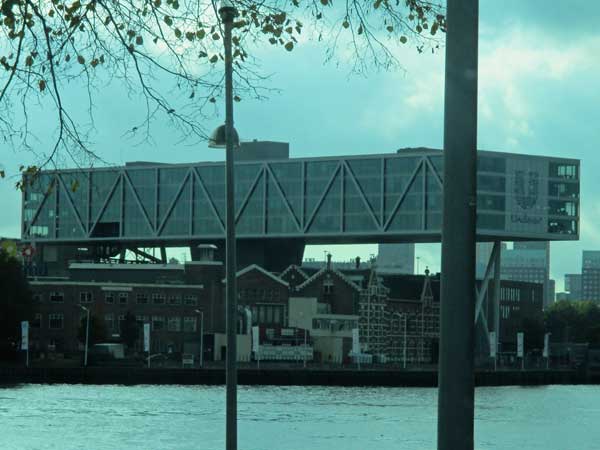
[36,291,199,306]
[28,313,199,333]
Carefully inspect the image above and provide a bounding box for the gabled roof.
[280,264,309,281]
[223,264,289,287]
[296,267,361,292]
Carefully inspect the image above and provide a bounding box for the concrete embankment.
[0,366,592,387]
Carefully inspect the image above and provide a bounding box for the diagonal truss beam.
[343,160,381,229]
[157,170,191,235]
[424,156,444,189]
[234,167,264,224]
[192,168,225,233]
[23,178,57,237]
[56,174,88,236]
[123,171,156,235]
[304,163,342,232]
[474,242,500,326]
[383,159,424,231]
[265,164,302,231]
[89,173,122,236]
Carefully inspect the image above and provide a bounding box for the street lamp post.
[195,309,204,368]
[79,305,90,367]
[208,2,239,449]
[438,0,479,449]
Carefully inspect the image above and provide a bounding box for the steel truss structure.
[22,150,579,245]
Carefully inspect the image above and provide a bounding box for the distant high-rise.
[582,251,600,301]
[377,244,415,274]
[476,241,552,308]
[565,274,583,300]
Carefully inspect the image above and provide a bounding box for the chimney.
[355,256,361,269]
[326,253,332,270]
[196,244,217,262]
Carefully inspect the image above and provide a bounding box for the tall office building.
[476,241,552,308]
[565,274,583,300]
[377,244,415,274]
[582,251,600,301]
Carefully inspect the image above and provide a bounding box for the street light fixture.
[194,309,204,368]
[209,2,239,449]
[79,305,90,367]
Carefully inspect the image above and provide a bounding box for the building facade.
[582,251,600,301]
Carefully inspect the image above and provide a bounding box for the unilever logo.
[514,170,539,210]
[512,170,542,225]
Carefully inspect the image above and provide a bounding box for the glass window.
[32,313,42,328]
[152,316,165,331]
[105,293,115,304]
[33,294,43,303]
[136,294,148,305]
[105,314,115,333]
[184,295,198,306]
[118,293,128,305]
[152,293,166,305]
[80,292,93,303]
[183,317,197,332]
[168,295,182,306]
[168,317,181,332]
[49,292,64,303]
[49,313,64,329]
[118,315,126,333]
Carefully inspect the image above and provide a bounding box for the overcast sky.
[1,0,598,291]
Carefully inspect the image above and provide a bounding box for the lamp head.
[208,124,240,149]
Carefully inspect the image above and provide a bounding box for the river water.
[1,384,599,450]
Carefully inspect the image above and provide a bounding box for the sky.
[1,0,599,292]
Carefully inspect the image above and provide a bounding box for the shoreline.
[0,366,596,387]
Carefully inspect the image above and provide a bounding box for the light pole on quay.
[194,309,204,368]
[79,305,90,367]
[208,1,240,449]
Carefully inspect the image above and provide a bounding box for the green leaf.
[209,97,216,103]
[373,0,382,9]
[196,29,205,39]
[25,55,33,67]
[38,79,46,91]
[400,35,407,44]
[136,35,143,45]
[77,55,85,64]
[212,32,220,40]
[234,95,241,102]
[342,20,349,29]
[320,0,328,5]
[386,25,393,32]
[284,41,293,51]
[0,170,4,178]
[174,28,182,38]
[164,15,173,26]
[209,55,218,63]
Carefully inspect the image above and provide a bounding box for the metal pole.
[493,241,501,370]
[220,3,238,450]
[303,329,307,368]
[437,0,479,449]
[85,309,89,367]
[403,314,407,370]
[200,311,204,368]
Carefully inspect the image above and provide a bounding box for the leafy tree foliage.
[120,310,140,350]
[545,300,600,345]
[77,312,107,345]
[0,0,445,179]
[0,249,33,360]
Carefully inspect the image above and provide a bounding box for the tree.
[120,310,140,351]
[544,300,600,346]
[77,312,107,345]
[0,249,34,361]
[0,0,445,181]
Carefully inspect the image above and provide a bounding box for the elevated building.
[21,145,579,277]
